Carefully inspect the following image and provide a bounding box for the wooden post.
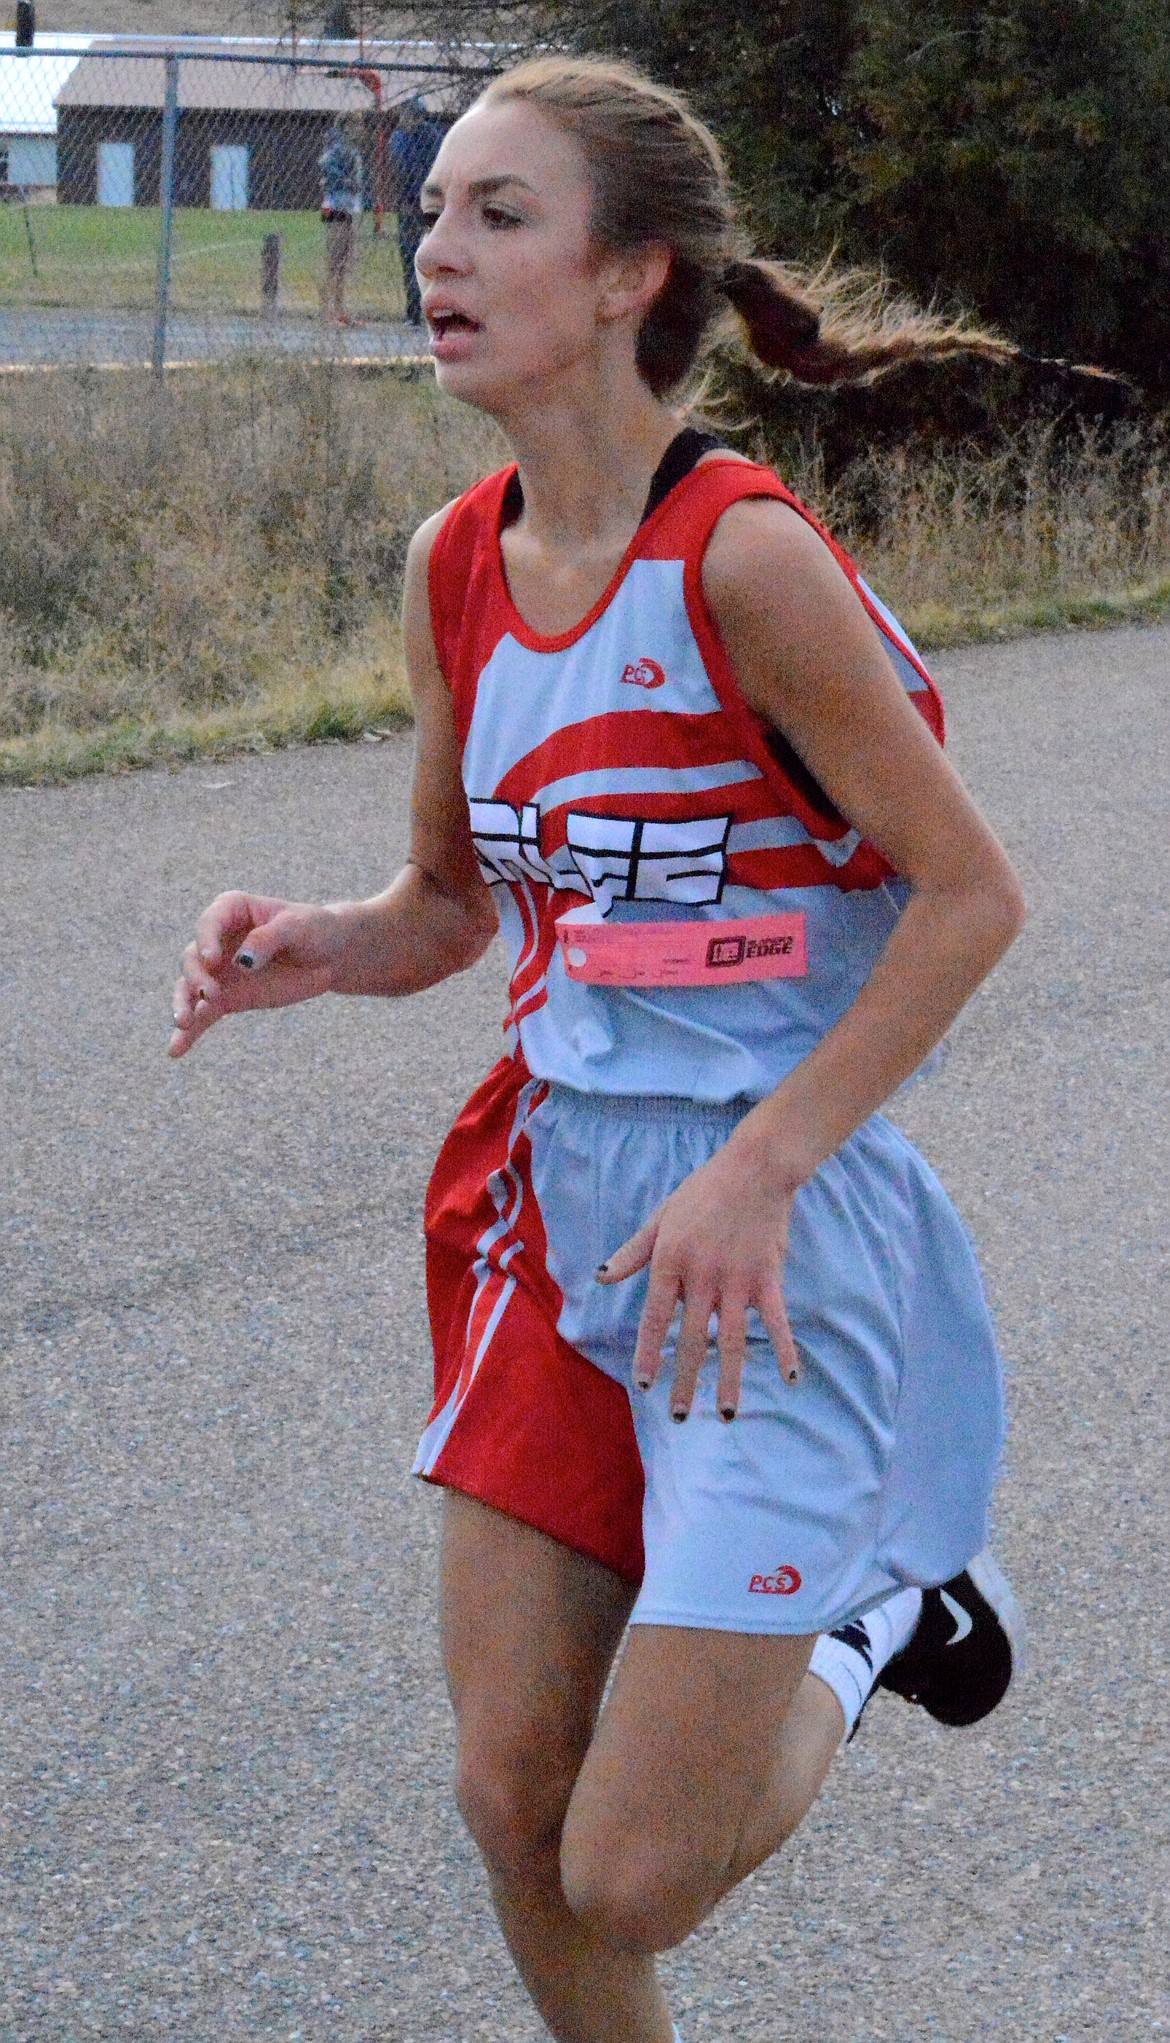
[261,231,281,317]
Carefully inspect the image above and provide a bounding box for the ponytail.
[720,256,1115,388]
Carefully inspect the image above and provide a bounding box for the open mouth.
[428,310,482,339]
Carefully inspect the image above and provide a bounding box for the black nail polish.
[595,1262,609,1278]
[634,1374,651,1392]
[720,1406,736,1423]
[237,951,255,970]
[671,1408,687,1424]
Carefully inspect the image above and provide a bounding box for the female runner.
[171,56,1028,2042]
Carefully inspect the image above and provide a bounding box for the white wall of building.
[1,132,56,184]
[0,34,92,190]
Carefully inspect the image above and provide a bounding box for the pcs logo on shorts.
[748,1565,802,1596]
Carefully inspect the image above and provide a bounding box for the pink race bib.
[555,907,808,988]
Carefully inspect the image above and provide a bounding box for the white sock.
[807,1585,923,1735]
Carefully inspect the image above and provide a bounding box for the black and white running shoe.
[878,1552,1026,1727]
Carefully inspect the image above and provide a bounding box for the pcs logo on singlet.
[469,798,732,911]
[620,657,666,690]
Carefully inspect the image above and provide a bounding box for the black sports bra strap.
[641,426,725,523]
[500,426,727,533]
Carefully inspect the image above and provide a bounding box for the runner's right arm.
[167,510,497,1060]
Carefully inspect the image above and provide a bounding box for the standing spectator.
[319,119,364,326]
[389,98,444,326]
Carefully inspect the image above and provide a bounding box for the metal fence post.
[152,52,179,379]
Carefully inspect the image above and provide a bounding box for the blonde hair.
[479,55,1024,398]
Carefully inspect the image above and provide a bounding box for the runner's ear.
[595,243,672,329]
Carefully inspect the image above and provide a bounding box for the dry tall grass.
[0,364,504,777]
[1,363,1167,782]
[810,419,1170,644]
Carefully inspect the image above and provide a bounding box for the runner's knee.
[455,1731,577,1882]
[560,1825,722,1953]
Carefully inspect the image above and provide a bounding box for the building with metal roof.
[52,36,481,209]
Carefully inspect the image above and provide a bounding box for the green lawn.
[0,203,410,318]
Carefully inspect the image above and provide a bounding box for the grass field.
[0,204,411,318]
[1,361,1168,785]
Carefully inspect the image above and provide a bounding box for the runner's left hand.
[597,1141,802,1421]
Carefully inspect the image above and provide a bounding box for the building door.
[210,144,248,211]
[96,140,135,207]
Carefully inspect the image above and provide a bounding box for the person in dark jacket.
[389,98,445,325]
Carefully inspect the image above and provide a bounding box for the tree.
[532,0,859,255]
[845,0,1170,391]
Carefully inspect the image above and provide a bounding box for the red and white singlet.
[430,453,943,1103]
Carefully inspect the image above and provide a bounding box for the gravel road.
[2,624,1167,2041]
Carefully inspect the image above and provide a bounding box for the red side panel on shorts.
[419,1052,645,1586]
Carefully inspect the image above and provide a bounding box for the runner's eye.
[482,205,523,228]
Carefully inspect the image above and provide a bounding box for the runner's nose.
[416,212,471,283]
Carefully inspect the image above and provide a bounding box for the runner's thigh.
[561,1622,813,1939]
[441,1493,637,1860]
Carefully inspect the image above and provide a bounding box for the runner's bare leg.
[442,1496,671,2042]
[442,1495,847,2038]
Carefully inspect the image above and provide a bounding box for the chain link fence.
[0,34,492,372]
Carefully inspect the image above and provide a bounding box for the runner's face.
[416,100,640,408]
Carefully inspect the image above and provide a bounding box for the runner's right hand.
[168,890,345,1059]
